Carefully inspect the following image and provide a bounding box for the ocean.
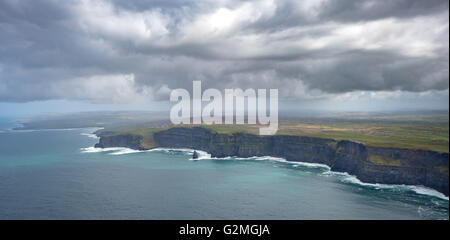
[0,117,448,219]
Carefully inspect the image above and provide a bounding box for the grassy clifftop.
[98,127,169,149]
[200,121,449,153]
[97,118,449,153]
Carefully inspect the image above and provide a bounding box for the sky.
[0,0,449,116]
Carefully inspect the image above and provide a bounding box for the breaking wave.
[80,147,129,153]
[80,146,142,155]
[146,148,211,160]
[321,171,449,201]
[80,133,99,139]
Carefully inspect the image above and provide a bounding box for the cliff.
[95,133,145,150]
[95,127,449,196]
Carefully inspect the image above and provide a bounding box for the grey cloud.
[247,0,449,31]
[0,0,448,103]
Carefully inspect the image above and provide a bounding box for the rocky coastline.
[95,127,449,196]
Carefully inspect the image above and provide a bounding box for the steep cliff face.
[331,140,368,175]
[94,134,145,150]
[96,127,449,196]
[362,146,449,195]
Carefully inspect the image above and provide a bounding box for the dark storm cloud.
[0,0,448,103]
[245,0,448,31]
[319,0,448,22]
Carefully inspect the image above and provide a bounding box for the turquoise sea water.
[0,118,448,219]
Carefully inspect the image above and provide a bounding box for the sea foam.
[109,148,145,155]
[80,132,99,139]
[80,147,127,153]
[80,147,145,155]
[322,170,449,201]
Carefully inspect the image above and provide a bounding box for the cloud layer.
[0,0,448,104]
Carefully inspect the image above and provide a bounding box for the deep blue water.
[0,118,448,219]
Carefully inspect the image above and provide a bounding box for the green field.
[276,121,449,153]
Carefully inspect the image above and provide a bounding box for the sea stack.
[192,150,199,159]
